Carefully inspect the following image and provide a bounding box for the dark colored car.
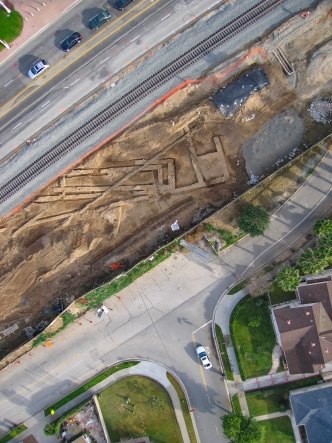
[60,32,82,52]
[115,0,134,11]
[88,10,112,30]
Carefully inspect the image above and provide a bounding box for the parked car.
[88,10,112,30]
[60,32,82,52]
[115,0,134,10]
[27,59,49,79]
[196,345,212,369]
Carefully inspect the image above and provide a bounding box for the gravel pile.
[309,98,332,124]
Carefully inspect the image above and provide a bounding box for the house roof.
[273,278,332,374]
[298,279,332,320]
[290,383,332,443]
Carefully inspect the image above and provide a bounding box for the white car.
[196,345,212,369]
[28,59,49,79]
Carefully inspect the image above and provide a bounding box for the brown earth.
[0,2,332,357]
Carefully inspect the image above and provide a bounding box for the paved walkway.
[0,0,83,66]
[12,360,196,443]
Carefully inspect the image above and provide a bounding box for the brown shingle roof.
[273,279,332,374]
[274,305,324,374]
[298,280,332,319]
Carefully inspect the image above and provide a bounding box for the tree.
[298,248,329,275]
[275,267,301,291]
[314,219,332,238]
[238,204,270,237]
[221,413,265,443]
[247,271,271,297]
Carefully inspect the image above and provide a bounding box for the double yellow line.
[0,0,163,120]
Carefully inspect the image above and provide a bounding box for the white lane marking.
[130,35,140,43]
[215,425,219,435]
[99,56,110,65]
[12,121,22,130]
[70,78,80,86]
[41,100,51,108]
[241,184,332,276]
[160,13,171,22]
[4,79,14,87]
[192,320,212,335]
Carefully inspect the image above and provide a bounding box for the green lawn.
[215,324,233,380]
[246,376,322,416]
[269,284,296,305]
[230,296,276,379]
[0,10,23,44]
[44,361,138,415]
[167,373,198,443]
[0,424,27,443]
[98,375,183,443]
[258,416,295,443]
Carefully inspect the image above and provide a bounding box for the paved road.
[0,0,223,160]
[0,147,331,442]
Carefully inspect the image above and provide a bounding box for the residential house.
[289,382,332,443]
[272,276,332,374]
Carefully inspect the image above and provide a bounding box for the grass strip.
[215,324,233,380]
[246,376,322,416]
[231,394,242,415]
[0,424,27,443]
[44,400,90,435]
[228,281,246,295]
[80,243,180,310]
[167,372,198,443]
[44,361,139,416]
[32,312,76,347]
[0,10,23,45]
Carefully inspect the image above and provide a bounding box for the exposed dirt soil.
[0,2,332,358]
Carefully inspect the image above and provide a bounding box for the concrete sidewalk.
[0,0,83,66]
[13,360,196,443]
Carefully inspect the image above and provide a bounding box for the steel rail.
[0,0,285,204]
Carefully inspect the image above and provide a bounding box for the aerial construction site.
[0,0,331,359]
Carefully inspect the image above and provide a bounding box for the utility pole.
[0,1,11,14]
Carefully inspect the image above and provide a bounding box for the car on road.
[196,345,212,369]
[27,59,49,79]
[115,0,134,10]
[60,32,82,52]
[88,10,112,30]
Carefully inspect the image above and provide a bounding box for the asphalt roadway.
[0,148,331,442]
[0,0,223,160]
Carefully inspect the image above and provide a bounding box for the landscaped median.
[44,361,139,416]
[0,424,27,443]
[214,324,233,380]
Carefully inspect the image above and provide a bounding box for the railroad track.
[0,0,286,205]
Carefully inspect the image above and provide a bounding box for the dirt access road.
[0,1,331,358]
